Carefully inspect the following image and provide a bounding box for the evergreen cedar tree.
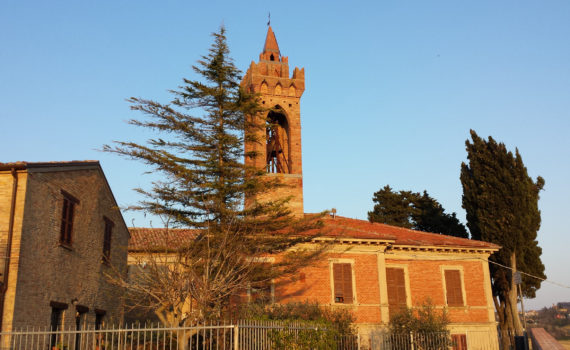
[104,27,324,324]
[460,129,545,345]
[368,186,469,238]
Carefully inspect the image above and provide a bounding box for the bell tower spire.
[261,26,280,61]
[241,26,306,217]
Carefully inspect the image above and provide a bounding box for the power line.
[486,259,570,289]
[386,251,570,290]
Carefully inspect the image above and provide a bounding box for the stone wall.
[0,170,28,332]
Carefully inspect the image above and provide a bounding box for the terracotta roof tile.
[129,227,197,251]
[317,215,500,249]
[0,160,100,171]
[128,215,499,251]
[263,26,280,54]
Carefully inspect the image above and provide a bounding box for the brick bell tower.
[241,26,305,216]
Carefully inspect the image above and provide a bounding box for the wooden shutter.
[445,270,464,306]
[103,217,114,260]
[60,197,75,244]
[333,263,353,303]
[60,191,79,245]
[386,268,407,317]
[452,334,467,350]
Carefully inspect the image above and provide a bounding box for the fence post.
[234,324,239,350]
[410,331,415,350]
[357,333,361,350]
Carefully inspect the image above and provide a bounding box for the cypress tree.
[461,130,545,348]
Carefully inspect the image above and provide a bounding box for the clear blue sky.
[1,1,569,310]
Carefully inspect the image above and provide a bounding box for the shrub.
[389,299,451,350]
[239,301,357,349]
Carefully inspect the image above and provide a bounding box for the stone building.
[0,161,129,332]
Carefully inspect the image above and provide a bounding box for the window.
[50,301,68,348]
[386,267,407,318]
[248,262,274,304]
[75,305,88,350]
[103,217,114,261]
[94,309,106,330]
[444,269,464,306]
[249,279,274,304]
[452,334,467,350]
[332,263,354,304]
[60,190,79,246]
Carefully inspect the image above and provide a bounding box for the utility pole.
[514,271,527,330]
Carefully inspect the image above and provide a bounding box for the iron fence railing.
[0,321,499,350]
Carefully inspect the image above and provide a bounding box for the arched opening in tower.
[266,108,290,174]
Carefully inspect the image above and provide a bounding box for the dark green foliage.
[388,300,451,350]
[389,300,449,334]
[240,302,357,350]
[368,186,416,229]
[104,27,323,324]
[239,301,356,337]
[460,130,545,298]
[461,130,545,347]
[368,186,469,238]
[414,191,469,238]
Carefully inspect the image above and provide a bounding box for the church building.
[238,26,501,348]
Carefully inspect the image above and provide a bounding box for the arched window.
[288,85,296,96]
[274,84,282,95]
[266,108,290,174]
[260,81,268,94]
[270,54,275,61]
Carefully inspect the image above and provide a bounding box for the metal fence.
[369,330,500,350]
[0,322,499,350]
[0,320,358,350]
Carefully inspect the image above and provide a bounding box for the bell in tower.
[266,108,290,174]
[241,25,306,216]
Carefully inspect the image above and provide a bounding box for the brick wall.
[242,39,306,217]
[0,167,129,330]
[273,246,495,328]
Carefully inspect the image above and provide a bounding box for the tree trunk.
[509,252,524,336]
[494,295,512,350]
[504,294,517,349]
[177,328,197,350]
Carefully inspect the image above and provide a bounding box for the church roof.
[314,215,499,250]
[129,227,196,251]
[128,215,499,252]
[263,26,280,55]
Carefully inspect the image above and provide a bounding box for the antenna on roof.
[267,12,271,27]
